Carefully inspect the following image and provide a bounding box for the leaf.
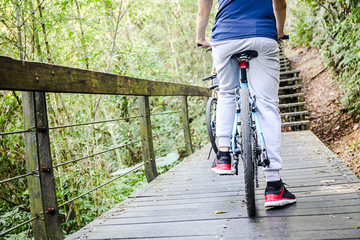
[320,179,336,183]
[213,211,227,214]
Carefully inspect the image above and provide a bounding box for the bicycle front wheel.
[206,97,218,153]
[240,88,256,217]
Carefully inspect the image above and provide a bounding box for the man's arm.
[196,0,213,48]
[273,0,287,39]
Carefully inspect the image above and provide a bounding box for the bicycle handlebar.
[202,74,217,82]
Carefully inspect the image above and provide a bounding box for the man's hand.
[196,0,213,49]
[197,37,212,50]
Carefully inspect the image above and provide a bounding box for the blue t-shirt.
[212,0,278,42]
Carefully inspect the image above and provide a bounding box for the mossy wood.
[181,96,194,155]
[138,96,158,182]
[0,55,210,97]
[23,92,63,239]
[23,92,47,239]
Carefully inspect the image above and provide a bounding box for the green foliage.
[0,91,29,238]
[0,0,212,238]
[289,0,360,117]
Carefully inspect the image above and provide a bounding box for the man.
[196,0,296,207]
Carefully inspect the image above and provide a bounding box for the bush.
[290,0,360,117]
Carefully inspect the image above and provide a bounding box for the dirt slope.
[284,46,360,179]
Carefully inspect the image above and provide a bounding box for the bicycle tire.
[239,88,256,217]
[206,97,218,153]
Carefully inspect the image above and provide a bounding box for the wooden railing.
[0,55,210,239]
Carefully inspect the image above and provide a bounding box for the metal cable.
[0,171,34,185]
[58,162,145,208]
[0,216,38,237]
[49,115,141,130]
[53,139,142,169]
[0,129,29,136]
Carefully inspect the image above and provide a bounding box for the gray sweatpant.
[212,37,281,182]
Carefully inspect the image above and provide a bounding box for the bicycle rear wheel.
[239,88,256,217]
[206,97,218,153]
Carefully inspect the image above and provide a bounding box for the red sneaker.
[212,151,235,175]
[264,180,296,207]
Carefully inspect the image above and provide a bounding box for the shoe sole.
[264,199,296,208]
[212,168,236,175]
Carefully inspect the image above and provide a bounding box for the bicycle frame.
[230,54,270,176]
[203,54,270,170]
[203,46,286,217]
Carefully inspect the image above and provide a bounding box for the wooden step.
[279,93,304,99]
[279,84,303,91]
[279,52,310,131]
[280,67,291,72]
[280,64,290,69]
[279,102,306,109]
[280,70,300,78]
[280,111,308,118]
[281,120,310,127]
[280,77,302,84]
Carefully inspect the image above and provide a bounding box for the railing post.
[23,92,63,240]
[181,96,194,155]
[138,96,158,183]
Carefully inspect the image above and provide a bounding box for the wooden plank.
[73,206,360,228]
[0,55,211,97]
[68,213,360,239]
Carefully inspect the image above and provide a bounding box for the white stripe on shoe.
[264,199,296,208]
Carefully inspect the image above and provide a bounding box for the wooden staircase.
[279,48,310,131]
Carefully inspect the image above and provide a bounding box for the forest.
[1,0,360,239]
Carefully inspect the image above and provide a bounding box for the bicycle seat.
[233,50,258,60]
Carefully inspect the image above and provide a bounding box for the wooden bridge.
[66,131,360,239]
[1,55,360,239]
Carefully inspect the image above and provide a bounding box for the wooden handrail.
[0,54,209,239]
[0,55,210,97]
